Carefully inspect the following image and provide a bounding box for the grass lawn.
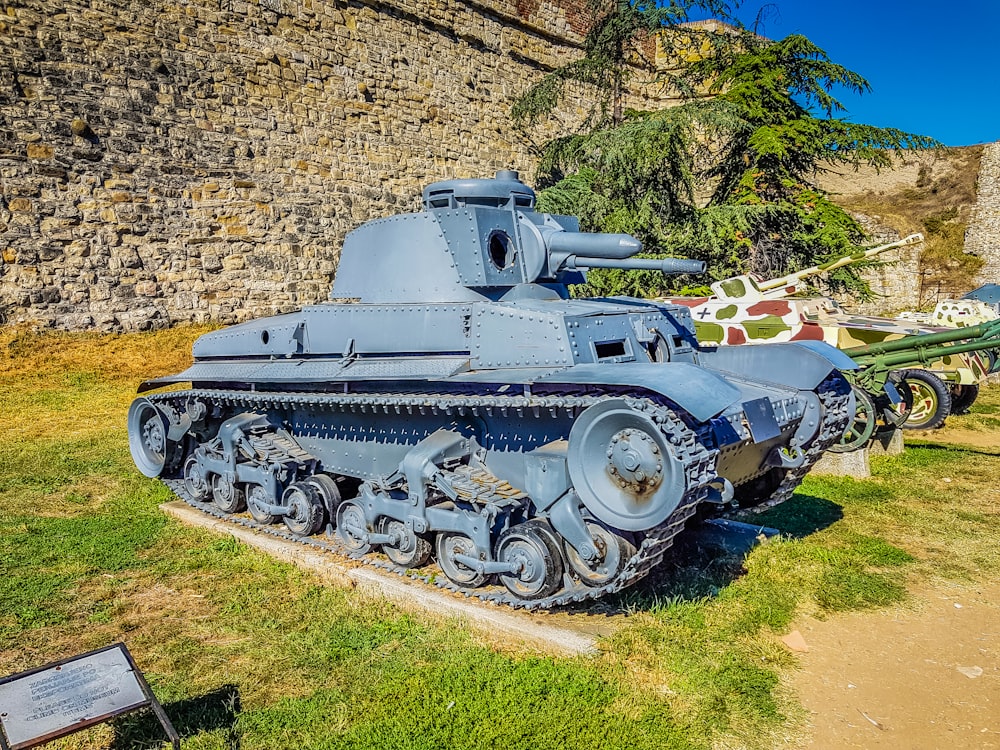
[2,325,998,749]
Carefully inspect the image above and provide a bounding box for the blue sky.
[692,0,998,147]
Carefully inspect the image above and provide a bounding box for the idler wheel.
[247,484,277,524]
[378,517,432,569]
[568,399,685,531]
[435,533,488,588]
[830,385,876,453]
[282,482,326,537]
[183,454,212,502]
[212,474,246,514]
[564,521,636,587]
[494,521,564,600]
[336,500,371,554]
[128,398,172,478]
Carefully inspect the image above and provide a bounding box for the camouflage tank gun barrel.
[712,233,923,302]
[545,231,707,275]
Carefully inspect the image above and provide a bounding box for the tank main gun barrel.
[756,233,924,296]
[546,230,706,276]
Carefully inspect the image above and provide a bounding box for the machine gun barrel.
[546,230,706,275]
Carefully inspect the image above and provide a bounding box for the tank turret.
[330,171,704,304]
[128,172,855,609]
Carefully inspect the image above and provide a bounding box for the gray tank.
[127,171,856,608]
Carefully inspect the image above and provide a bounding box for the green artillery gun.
[833,318,1000,452]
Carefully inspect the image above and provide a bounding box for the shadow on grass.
[749,493,844,539]
[898,440,1000,457]
[608,493,844,613]
[113,684,241,750]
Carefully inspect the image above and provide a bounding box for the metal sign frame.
[0,643,179,750]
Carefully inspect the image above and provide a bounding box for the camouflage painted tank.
[127,171,854,609]
[663,235,994,430]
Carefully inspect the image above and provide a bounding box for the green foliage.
[917,210,984,304]
[516,18,939,298]
[513,1,737,129]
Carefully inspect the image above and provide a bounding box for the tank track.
[150,387,717,610]
[742,371,854,513]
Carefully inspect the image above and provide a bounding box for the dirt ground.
[789,422,999,749]
[789,580,1000,749]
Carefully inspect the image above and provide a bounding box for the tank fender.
[537,362,741,422]
[697,341,856,390]
[192,313,306,359]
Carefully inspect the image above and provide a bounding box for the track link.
[151,387,718,610]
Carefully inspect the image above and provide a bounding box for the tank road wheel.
[900,370,952,430]
[950,384,980,415]
[282,482,326,537]
[435,533,488,588]
[336,500,372,554]
[494,521,564,601]
[304,473,342,525]
[830,385,876,453]
[128,398,173,478]
[378,517,432,569]
[564,521,636,588]
[247,484,277,524]
[183,454,211,502]
[212,474,246,514]
[567,399,686,532]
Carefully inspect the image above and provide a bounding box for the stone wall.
[0,0,609,330]
[967,141,1000,286]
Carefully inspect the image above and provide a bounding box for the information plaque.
[0,643,178,750]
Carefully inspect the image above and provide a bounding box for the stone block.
[812,448,870,478]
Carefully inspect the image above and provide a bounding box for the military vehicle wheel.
[830,385,876,453]
[247,484,277,524]
[950,384,980,415]
[436,533,488,588]
[378,517,432,568]
[304,473,342,523]
[495,521,564,600]
[212,475,246,514]
[986,349,1000,374]
[568,399,685,531]
[900,370,952,430]
[282,481,326,536]
[128,398,172,478]
[564,521,635,587]
[183,454,212,502]
[336,500,372,554]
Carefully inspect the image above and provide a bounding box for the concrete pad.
[161,502,601,656]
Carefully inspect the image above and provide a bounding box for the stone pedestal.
[869,428,904,456]
[812,429,904,478]
[813,448,871,478]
